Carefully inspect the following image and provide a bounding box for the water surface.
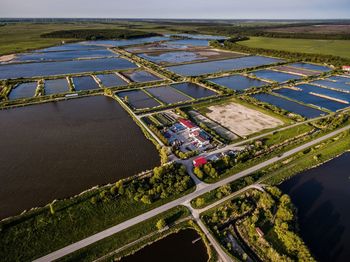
[117,90,161,109]
[0,57,137,79]
[289,62,331,72]
[44,79,70,95]
[209,75,268,91]
[9,82,37,100]
[171,82,216,98]
[252,93,325,118]
[274,88,347,111]
[280,153,350,262]
[96,74,127,87]
[73,76,100,91]
[0,96,160,219]
[252,69,301,82]
[123,70,162,83]
[167,56,283,76]
[121,229,208,262]
[147,86,192,104]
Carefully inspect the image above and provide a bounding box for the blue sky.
[1,0,349,19]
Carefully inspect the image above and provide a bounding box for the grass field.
[0,23,155,56]
[239,36,350,59]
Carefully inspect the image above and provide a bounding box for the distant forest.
[41,29,160,40]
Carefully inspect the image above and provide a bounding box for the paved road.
[34,124,350,262]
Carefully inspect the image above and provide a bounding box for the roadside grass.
[263,130,350,185]
[0,182,195,262]
[59,206,192,262]
[239,37,350,59]
[258,123,314,147]
[192,127,350,209]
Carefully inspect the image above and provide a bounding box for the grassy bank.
[0,163,194,261]
[239,37,350,59]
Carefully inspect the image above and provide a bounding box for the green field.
[0,23,147,56]
[239,36,350,59]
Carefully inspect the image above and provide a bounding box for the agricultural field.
[239,36,350,59]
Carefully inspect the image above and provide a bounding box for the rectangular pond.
[297,84,350,103]
[167,56,283,76]
[139,51,204,64]
[252,93,325,118]
[171,82,217,99]
[279,153,350,262]
[96,73,127,87]
[327,75,350,84]
[0,57,137,79]
[117,90,161,110]
[9,82,37,100]
[289,62,331,72]
[209,74,268,91]
[122,70,162,83]
[72,76,100,91]
[44,79,70,95]
[252,69,302,82]
[170,33,228,40]
[273,65,320,76]
[13,49,116,62]
[273,88,348,111]
[146,86,192,104]
[0,96,160,219]
[311,79,350,92]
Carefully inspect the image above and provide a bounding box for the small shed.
[193,156,207,167]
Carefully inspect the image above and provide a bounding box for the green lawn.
[239,37,350,59]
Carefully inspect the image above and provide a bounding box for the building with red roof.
[342,66,350,72]
[178,118,198,131]
[193,156,207,167]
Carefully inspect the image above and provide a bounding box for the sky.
[1,0,349,19]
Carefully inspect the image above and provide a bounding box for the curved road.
[34,124,350,262]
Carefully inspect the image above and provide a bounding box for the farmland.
[239,36,350,59]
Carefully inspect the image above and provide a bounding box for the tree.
[195,197,205,208]
[156,218,166,230]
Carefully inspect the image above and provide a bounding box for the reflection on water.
[280,153,350,261]
[121,229,208,262]
[0,96,159,219]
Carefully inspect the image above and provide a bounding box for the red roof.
[179,118,196,129]
[342,66,350,70]
[193,156,207,167]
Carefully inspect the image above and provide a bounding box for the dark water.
[167,56,283,76]
[252,69,301,83]
[9,82,37,100]
[0,57,137,79]
[298,84,350,103]
[73,76,100,91]
[274,88,347,112]
[312,80,350,92]
[96,73,127,87]
[117,90,161,109]
[279,153,350,262]
[121,229,208,262]
[209,74,268,91]
[147,86,192,104]
[14,49,116,62]
[123,70,162,83]
[44,79,70,95]
[171,82,216,98]
[0,96,159,219]
[252,93,325,118]
[289,62,331,72]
